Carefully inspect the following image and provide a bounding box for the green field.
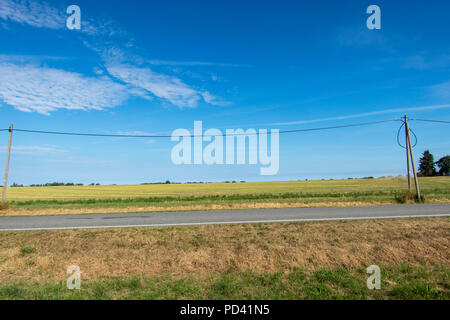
[2,177,450,214]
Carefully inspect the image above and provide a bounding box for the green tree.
[418,150,436,176]
[436,155,450,176]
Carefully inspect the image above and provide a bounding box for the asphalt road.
[0,204,449,231]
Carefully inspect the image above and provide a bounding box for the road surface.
[0,204,449,231]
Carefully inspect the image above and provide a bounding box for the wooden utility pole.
[404,116,421,201]
[2,124,13,203]
[404,116,411,192]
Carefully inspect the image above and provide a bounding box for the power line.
[410,118,450,124]
[275,119,400,134]
[0,119,401,138]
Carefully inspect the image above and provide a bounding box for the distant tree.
[11,182,23,187]
[436,155,450,176]
[165,180,171,184]
[418,150,436,177]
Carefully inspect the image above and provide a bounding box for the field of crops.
[6,177,450,201]
[2,177,449,215]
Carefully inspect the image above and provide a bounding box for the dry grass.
[0,217,448,283]
[2,198,449,217]
[0,200,393,216]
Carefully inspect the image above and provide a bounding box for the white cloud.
[201,91,231,106]
[0,0,65,29]
[0,0,124,36]
[93,66,104,75]
[101,48,231,108]
[0,62,131,115]
[106,63,204,108]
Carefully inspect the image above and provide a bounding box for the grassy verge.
[1,265,448,300]
[1,217,448,281]
[1,218,448,299]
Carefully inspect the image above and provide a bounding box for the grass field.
[2,177,450,216]
[0,217,448,299]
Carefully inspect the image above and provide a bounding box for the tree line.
[10,182,101,187]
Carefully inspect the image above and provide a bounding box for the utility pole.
[404,115,411,192]
[404,116,421,201]
[2,124,13,203]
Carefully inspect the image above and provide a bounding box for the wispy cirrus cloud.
[0,0,231,113]
[0,54,71,62]
[403,55,450,70]
[0,0,65,29]
[0,62,132,115]
[147,59,250,68]
[201,91,231,106]
[102,48,231,107]
[271,104,450,126]
[0,145,68,155]
[0,0,118,36]
[107,63,207,108]
[430,81,450,100]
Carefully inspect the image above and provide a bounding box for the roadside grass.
[0,265,448,300]
[1,217,448,283]
[0,217,448,300]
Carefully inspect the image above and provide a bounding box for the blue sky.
[0,0,449,185]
